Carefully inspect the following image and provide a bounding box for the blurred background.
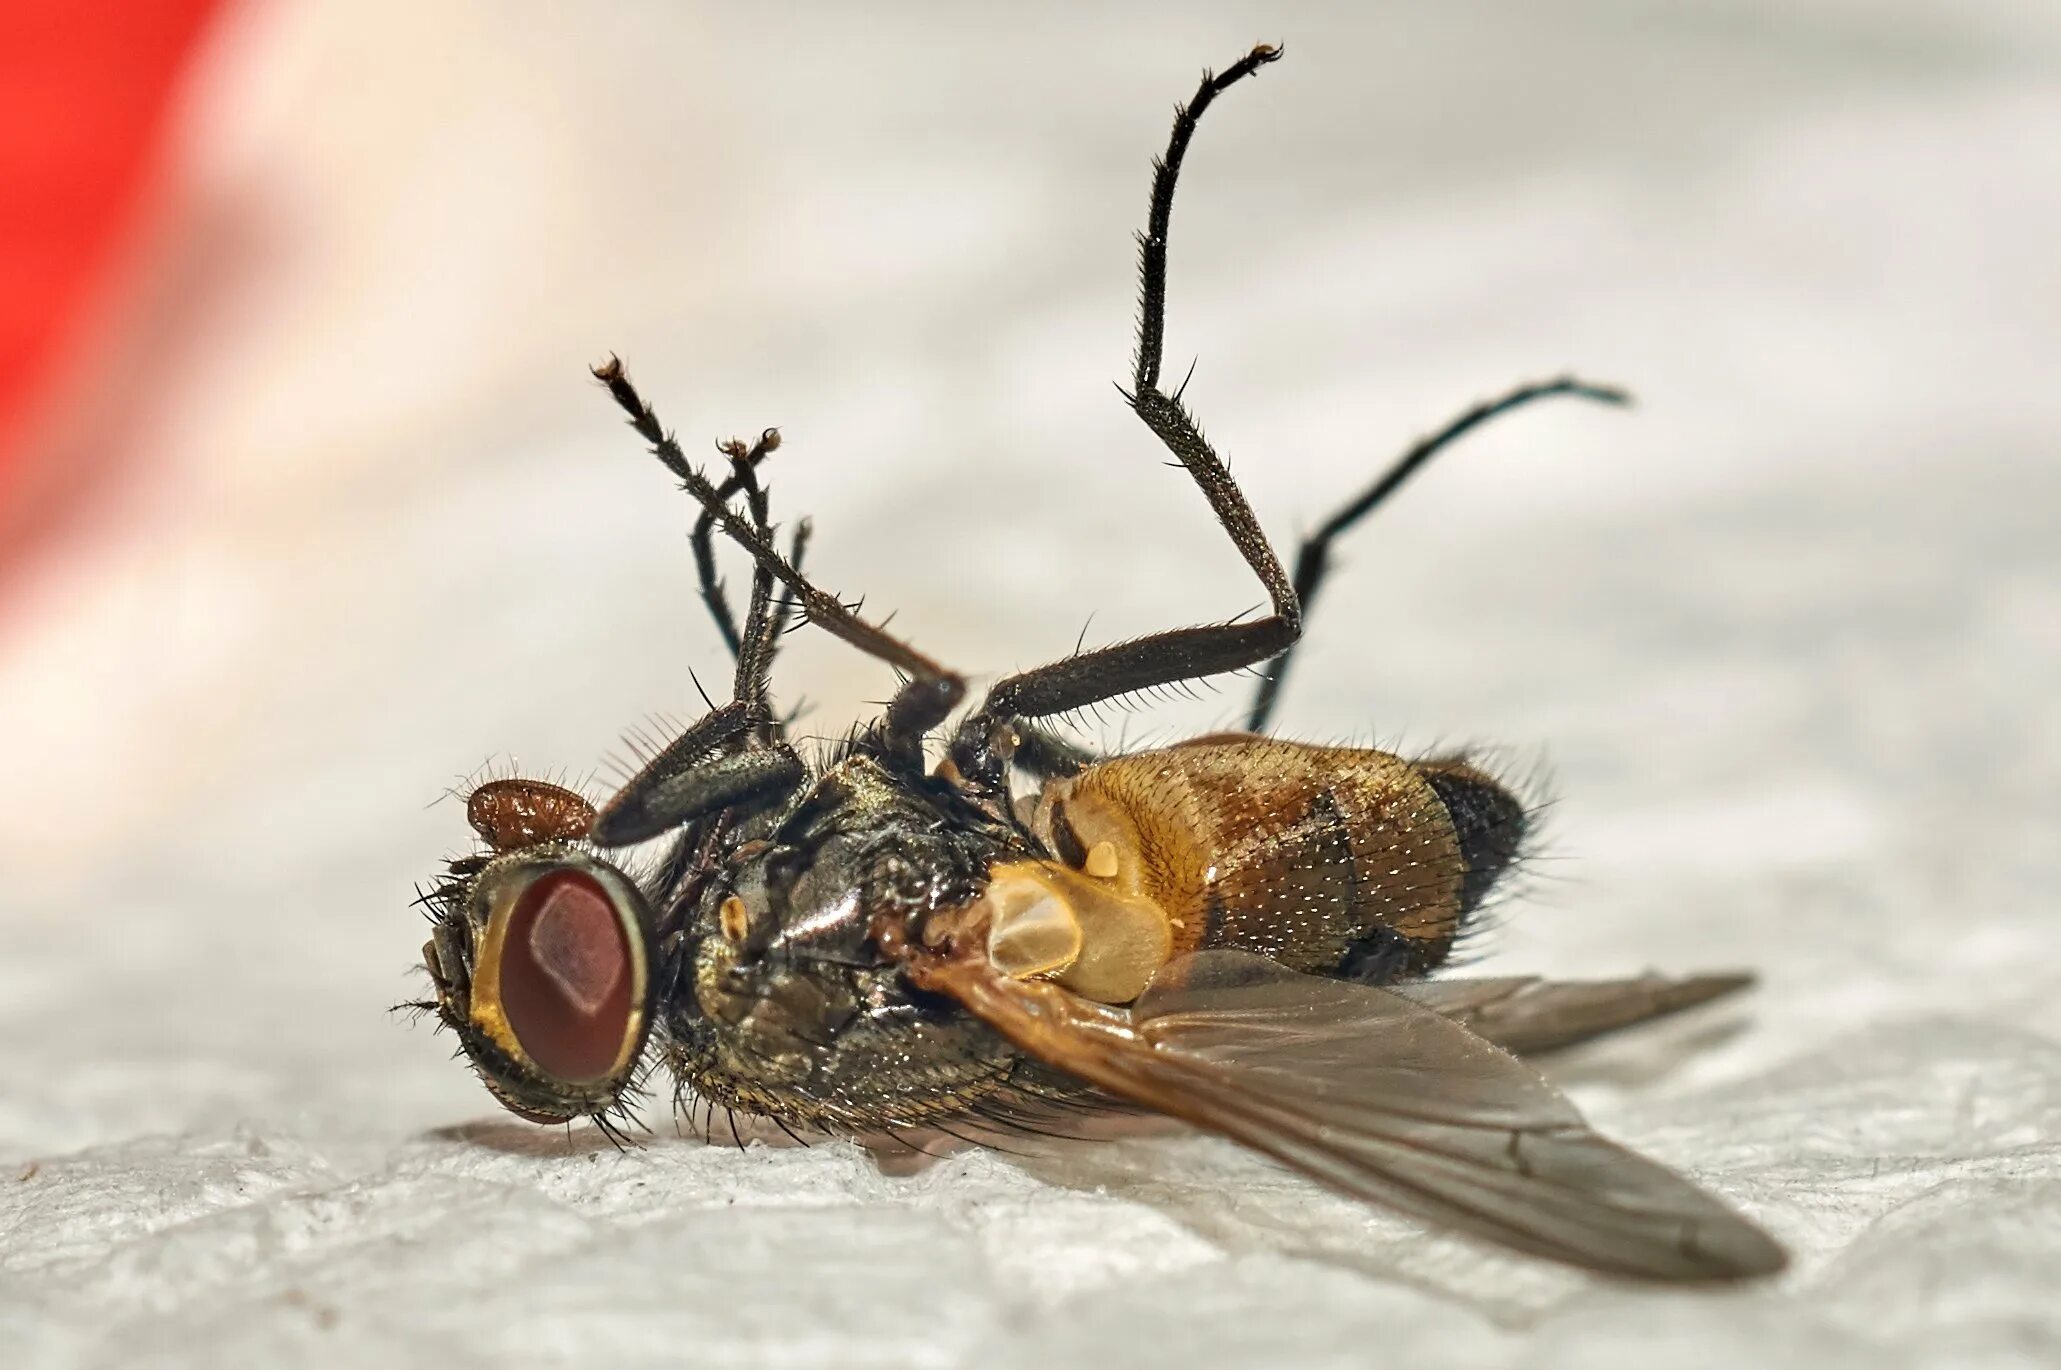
[2,3,2057,1366]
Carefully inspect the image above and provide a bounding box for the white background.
[2,3,2057,1366]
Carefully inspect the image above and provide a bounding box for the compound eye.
[495,868,637,1083]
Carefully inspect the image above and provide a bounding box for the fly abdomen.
[1026,737,1491,987]
[1415,757,1530,915]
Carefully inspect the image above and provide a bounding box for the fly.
[408,44,1785,1281]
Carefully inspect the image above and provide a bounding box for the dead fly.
[408,45,1786,1280]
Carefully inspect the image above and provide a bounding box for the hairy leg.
[1245,377,1629,730]
[594,358,966,765]
[953,44,1296,780]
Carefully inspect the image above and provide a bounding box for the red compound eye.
[495,869,635,1083]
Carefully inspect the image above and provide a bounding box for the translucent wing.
[923,950,1784,1281]
[1397,971,1754,1055]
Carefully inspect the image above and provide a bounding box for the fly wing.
[923,950,1784,1281]
[1396,971,1755,1055]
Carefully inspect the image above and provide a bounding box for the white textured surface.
[3,3,2060,1367]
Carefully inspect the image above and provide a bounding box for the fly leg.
[716,437,816,736]
[679,428,814,736]
[690,429,778,661]
[588,414,822,847]
[594,357,966,767]
[1244,377,1630,731]
[595,732,808,846]
[953,45,1297,782]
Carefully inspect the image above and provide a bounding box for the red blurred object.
[0,1,224,520]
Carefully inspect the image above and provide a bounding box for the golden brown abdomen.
[1029,738,1524,982]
